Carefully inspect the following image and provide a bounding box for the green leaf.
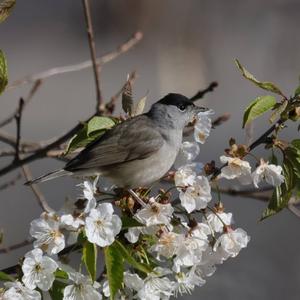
[49,280,67,300]
[121,216,144,229]
[0,50,8,95]
[235,59,283,95]
[294,86,300,97]
[261,159,295,220]
[243,95,276,128]
[285,144,300,178]
[0,0,15,23]
[65,116,115,154]
[54,269,68,280]
[87,116,115,136]
[82,241,97,281]
[104,243,124,300]
[114,240,152,274]
[0,271,14,282]
[269,100,288,123]
[291,139,300,151]
[269,150,278,165]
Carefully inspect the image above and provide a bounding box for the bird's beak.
[193,106,210,114]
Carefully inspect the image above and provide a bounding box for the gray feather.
[24,169,72,185]
[65,115,164,172]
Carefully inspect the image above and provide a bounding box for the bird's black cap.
[157,93,194,108]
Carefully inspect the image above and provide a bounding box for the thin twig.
[14,98,25,161]
[211,119,284,180]
[7,32,143,89]
[1,242,82,274]
[0,129,39,148]
[82,0,103,113]
[0,119,88,177]
[0,80,42,128]
[213,186,272,202]
[0,239,33,254]
[212,113,231,128]
[190,81,218,102]
[21,165,54,213]
[0,173,22,191]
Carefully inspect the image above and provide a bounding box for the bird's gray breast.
[102,129,182,188]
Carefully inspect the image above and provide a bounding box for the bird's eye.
[178,104,186,111]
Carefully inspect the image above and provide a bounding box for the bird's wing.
[65,115,164,171]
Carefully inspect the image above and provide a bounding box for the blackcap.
[26,93,208,188]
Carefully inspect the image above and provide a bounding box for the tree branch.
[7,32,143,89]
[0,173,21,191]
[21,164,54,213]
[82,0,103,114]
[14,98,25,161]
[211,118,284,180]
[0,239,33,255]
[0,120,87,177]
[190,81,218,102]
[214,186,272,202]
[0,80,42,128]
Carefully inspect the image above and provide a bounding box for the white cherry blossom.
[30,215,65,255]
[63,271,102,300]
[204,211,233,233]
[60,214,85,231]
[151,232,184,259]
[135,198,174,226]
[220,155,252,184]
[125,225,159,244]
[22,248,57,291]
[174,266,206,296]
[174,142,200,168]
[3,281,41,300]
[85,203,121,247]
[194,110,214,144]
[137,268,175,300]
[78,179,98,213]
[252,159,284,188]
[174,165,197,188]
[173,227,209,272]
[179,175,212,213]
[123,271,144,292]
[214,228,250,258]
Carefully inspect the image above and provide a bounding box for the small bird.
[26,93,208,188]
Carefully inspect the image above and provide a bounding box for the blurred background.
[1,0,300,299]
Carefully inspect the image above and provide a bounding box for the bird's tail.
[24,169,72,185]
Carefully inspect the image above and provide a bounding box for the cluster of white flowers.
[1,182,122,299]
[0,110,286,300]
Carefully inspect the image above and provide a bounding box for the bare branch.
[0,129,39,148]
[214,186,272,202]
[211,119,284,180]
[82,0,103,113]
[7,32,143,89]
[0,239,33,254]
[0,173,21,191]
[212,113,231,128]
[190,81,218,102]
[21,165,54,213]
[14,98,25,161]
[0,80,42,128]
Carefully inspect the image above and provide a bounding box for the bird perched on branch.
[26,93,208,188]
